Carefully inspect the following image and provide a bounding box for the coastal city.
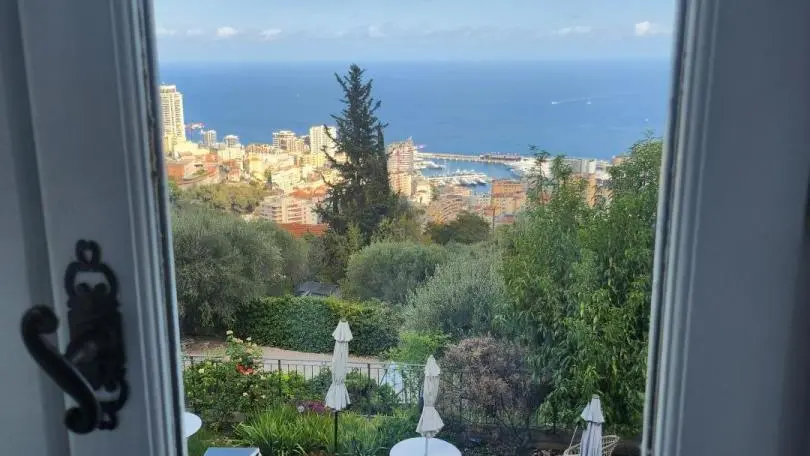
[161,83,617,229]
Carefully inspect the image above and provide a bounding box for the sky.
[153,0,676,62]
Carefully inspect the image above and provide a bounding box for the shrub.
[183,333,314,430]
[404,245,508,341]
[236,296,400,356]
[385,331,450,402]
[307,371,400,416]
[254,219,311,291]
[172,204,284,335]
[425,211,490,245]
[440,337,550,455]
[386,331,450,364]
[332,299,400,356]
[236,406,331,456]
[343,241,447,305]
[237,406,419,456]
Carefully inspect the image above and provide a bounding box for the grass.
[187,427,231,456]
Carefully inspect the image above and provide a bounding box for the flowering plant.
[296,400,328,415]
[184,331,313,431]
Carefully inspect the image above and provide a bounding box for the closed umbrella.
[416,355,444,456]
[325,320,352,456]
[579,395,604,456]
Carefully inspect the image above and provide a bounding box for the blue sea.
[159,60,671,161]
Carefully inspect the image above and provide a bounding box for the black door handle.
[20,240,128,434]
[21,305,101,434]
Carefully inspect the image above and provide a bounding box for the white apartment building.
[387,138,416,173]
[309,125,337,159]
[202,129,217,147]
[410,176,433,205]
[256,194,319,225]
[389,171,413,197]
[272,130,297,150]
[271,166,302,192]
[223,134,239,148]
[159,85,186,143]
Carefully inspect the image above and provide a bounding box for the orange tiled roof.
[278,223,328,238]
[289,186,328,199]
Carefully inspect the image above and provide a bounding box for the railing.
[184,355,426,404]
[182,354,554,431]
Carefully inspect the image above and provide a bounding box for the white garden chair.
[563,435,620,456]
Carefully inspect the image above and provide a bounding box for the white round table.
[390,437,461,456]
[183,412,202,438]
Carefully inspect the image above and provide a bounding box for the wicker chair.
[563,435,620,456]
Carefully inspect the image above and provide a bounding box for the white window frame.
[2,0,809,455]
[645,0,810,455]
[2,0,184,454]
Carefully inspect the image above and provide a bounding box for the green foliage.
[180,183,269,214]
[383,331,449,403]
[236,406,330,456]
[302,233,329,282]
[253,220,310,289]
[338,299,402,356]
[386,331,450,364]
[235,296,400,356]
[183,334,313,431]
[308,370,399,416]
[404,245,507,340]
[372,202,426,243]
[187,428,233,456]
[172,204,284,335]
[343,241,447,305]
[167,179,181,203]
[237,407,419,456]
[425,211,490,245]
[317,64,399,246]
[320,225,364,282]
[338,414,384,456]
[501,137,662,436]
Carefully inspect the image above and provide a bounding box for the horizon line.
[158,56,672,65]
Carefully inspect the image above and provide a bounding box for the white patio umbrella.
[325,320,352,456]
[416,355,444,456]
[579,395,604,456]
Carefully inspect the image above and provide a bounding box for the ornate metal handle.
[20,240,128,434]
[21,306,101,434]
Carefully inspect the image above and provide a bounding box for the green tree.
[253,219,310,289]
[425,211,490,245]
[181,183,268,214]
[167,179,181,203]
[502,138,662,435]
[317,64,400,279]
[263,168,273,189]
[171,204,284,335]
[372,201,425,243]
[320,224,364,284]
[343,241,447,305]
[404,244,507,340]
[317,64,397,242]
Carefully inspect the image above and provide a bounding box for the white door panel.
[8,0,184,454]
[0,2,70,453]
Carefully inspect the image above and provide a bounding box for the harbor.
[416,151,536,179]
[425,170,492,187]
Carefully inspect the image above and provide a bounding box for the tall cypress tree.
[318,64,396,243]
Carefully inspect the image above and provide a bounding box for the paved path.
[183,338,390,380]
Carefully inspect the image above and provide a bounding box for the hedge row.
[234,295,401,356]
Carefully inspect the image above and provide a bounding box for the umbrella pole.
[334,410,339,456]
[424,436,429,456]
